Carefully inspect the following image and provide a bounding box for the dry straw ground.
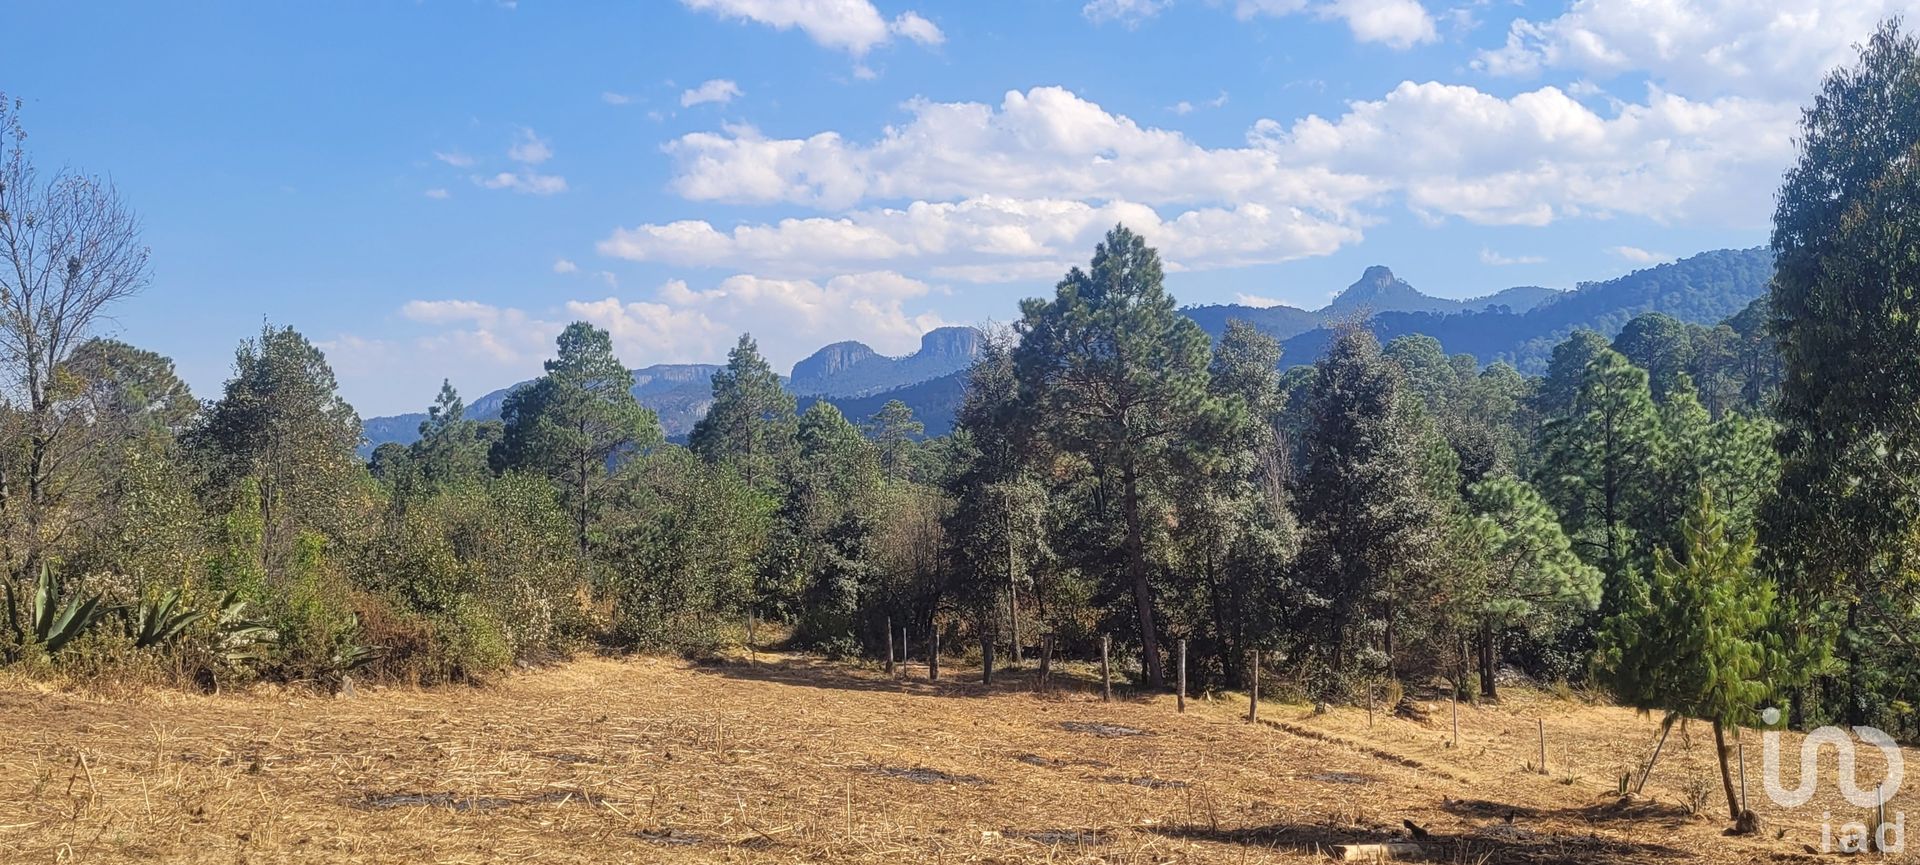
[0,652,1912,863]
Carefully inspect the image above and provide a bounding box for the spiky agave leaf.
[132,589,207,649]
[215,592,278,664]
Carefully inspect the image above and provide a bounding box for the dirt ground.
[0,653,1911,863]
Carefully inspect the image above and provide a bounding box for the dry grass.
[0,653,1912,863]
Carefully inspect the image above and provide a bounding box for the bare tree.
[0,94,151,574]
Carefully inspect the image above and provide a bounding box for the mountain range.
[360,247,1774,450]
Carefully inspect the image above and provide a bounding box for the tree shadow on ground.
[1445,796,1697,829]
[685,654,1134,701]
[1149,820,1698,864]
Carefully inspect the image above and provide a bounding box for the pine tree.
[691,334,797,493]
[1466,475,1602,698]
[1536,349,1667,616]
[493,322,660,556]
[1013,224,1215,687]
[1292,326,1442,690]
[1599,488,1780,827]
[865,400,924,480]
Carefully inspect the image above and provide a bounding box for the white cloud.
[1475,0,1920,100]
[1237,0,1437,48]
[508,128,554,165]
[1234,293,1289,308]
[665,86,1381,213]
[434,150,477,168]
[602,91,635,105]
[678,0,940,56]
[478,171,568,195]
[553,258,579,274]
[424,188,451,200]
[661,80,1793,247]
[890,11,944,45]
[383,268,946,381]
[1171,91,1230,114]
[1256,80,1796,227]
[598,196,1360,279]
[681,78,744,107]
[1084,0,1171,27]
[1609,245,1672,264]
[1479,247,1545,266]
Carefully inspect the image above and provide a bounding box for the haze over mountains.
[361,247,1773,450]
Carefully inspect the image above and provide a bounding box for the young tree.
[1599,489,1780,828]
[0,95,152,576]
[865,400,924,480]
[1466,476,1603,698]
[1291,326,1443,689]
[192,324,365,556]
[493,322,660,556]
[1013,225,1216,687]
[690,334,797,492]
[409,380,500,492]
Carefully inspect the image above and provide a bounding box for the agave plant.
[4,565,109,658]
[126,589,210,649]
[212,592,279,664]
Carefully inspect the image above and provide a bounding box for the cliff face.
[787,326,985,398]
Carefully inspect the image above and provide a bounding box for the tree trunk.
[1479,620,1498,700]
[981,628,994,685]
[1713,719,1743,823]
[1006,492,1022,665]
[1119,460,1165,688]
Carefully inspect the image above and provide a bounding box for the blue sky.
[4,0,1907,416]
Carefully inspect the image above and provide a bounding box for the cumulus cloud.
[1480,248,1545,266]
[1237,0,1437,48]
[1084,0,1171,27]
[1234,293,1290,308]
[598,196,1360,279]
[553,258,579,274]
[656,79,1794,271]
[1256,80,1796,227]
[508,128,554,165]
[423,188,450,200]
[478,171,568,195]
[382,269,945,386]
[890,11,943,45]
[665,86,1381,212]
[681,78,744,107]
[602,91,635,105]
[1475,0,1920,100]
[433,150,477,168]
[679,0,941,56]
[1610,245,1673,264]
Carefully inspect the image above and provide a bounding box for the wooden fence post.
[982,632,995,686]
[929,627,940,682]
[1177,639,1187,714]
[901,626,909,678]
[885,616,895,676]
[1039,633,1054,694]
[1538,718,1547,774]
[1101,635,1112,702]
[1247,649,1260,723]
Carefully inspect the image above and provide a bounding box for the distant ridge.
[788,326,984,397]
[363,249,1770,453]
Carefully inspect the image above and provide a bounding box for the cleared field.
[0,653,1910,863]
